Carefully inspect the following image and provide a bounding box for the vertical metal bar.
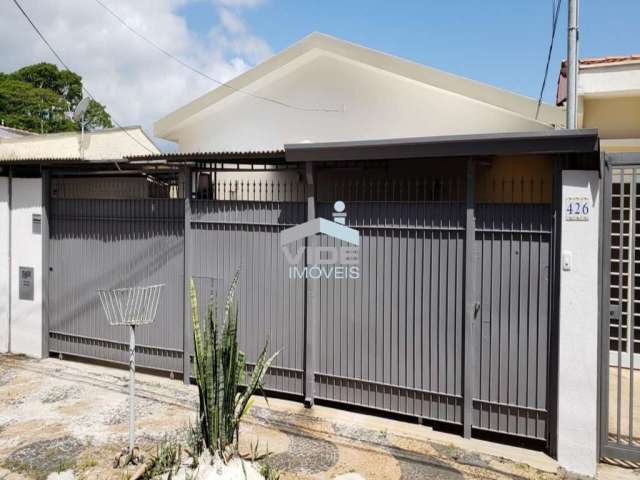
[463,158,476,438]
[630,168,636,445]
[129,324,135,453]
[304,162,317,407]
[599,153,612,457]
[183,167,192,384]
[617,170,625,443]
[41,169,50,358]
[548,156,564,456]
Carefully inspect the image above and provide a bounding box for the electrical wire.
[11,0,157,161]
[94,0,342,113]
[535,0,563,120]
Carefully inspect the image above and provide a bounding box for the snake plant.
[190,272,278,457]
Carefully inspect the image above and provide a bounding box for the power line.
[94,0,342,113]
[535,0,563,120]
[11,0,156,159]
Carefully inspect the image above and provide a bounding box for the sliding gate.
[48,198,185,374]
[190,163,556,444]
[601,153,640,462]
[46,161,557,446]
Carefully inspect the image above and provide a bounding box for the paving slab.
[0,355,635,479]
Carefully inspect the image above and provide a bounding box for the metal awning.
[284,129,600,163]
[125,149,286,164]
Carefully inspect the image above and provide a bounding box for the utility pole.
[566,0,579,129]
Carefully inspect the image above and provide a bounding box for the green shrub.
[190,272,278,458]
[144,437,181,479]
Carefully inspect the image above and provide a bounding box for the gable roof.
[0,126,159,163]
[155,32,564,139]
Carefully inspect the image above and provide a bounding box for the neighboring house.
[0,125,38,139]
[155,32,564,152]
[556,55,640,152]
[0,126,158,161]
[0,127,162,198]
[0,126,159,364]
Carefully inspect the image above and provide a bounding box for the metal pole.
[129,324,135,453]
[566,0,579,129]
[182,166,192,385]
[463,158,477,438]
[304,162,317,408]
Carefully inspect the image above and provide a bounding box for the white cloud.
[214,0,266,8]
[219,7,246,34]
[0,0,272,151]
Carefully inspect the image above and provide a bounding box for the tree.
[0,62,112,133]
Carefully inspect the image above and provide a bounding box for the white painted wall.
[174,51,552,152]
[557,170,600,477]
[579,62,640,97]
[9,177,43,358]
[0,177,8,353]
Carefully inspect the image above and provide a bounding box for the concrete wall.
[9,177,43,358]
[0,177,8,353]
[583,97,640,140]
[174,51,552,152]
[557,170,600,477]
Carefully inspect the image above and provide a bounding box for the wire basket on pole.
[98,284,164,458]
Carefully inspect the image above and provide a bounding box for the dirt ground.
[0,355,611,479]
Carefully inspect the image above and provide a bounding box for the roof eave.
[284,129,600,163]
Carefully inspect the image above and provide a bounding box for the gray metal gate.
[186,170,555,443]
[601,153,640,462]
[474,203,552,440]
[49,198,185,374]
[187,184,307,395]
[46,164,556,446]
[314,184,466,425]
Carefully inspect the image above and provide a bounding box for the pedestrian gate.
[602,153,640,463]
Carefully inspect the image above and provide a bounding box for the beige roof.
[0,126,159,162]
[155,32,565,139]
[0,125,38,139]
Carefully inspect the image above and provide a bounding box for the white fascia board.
[579,63,640,97]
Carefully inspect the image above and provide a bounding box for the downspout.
[7,166,12,353]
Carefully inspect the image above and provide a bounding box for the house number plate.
[565,196,590,221]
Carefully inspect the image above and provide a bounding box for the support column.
[463,158,476,438]
[0,172,9,353]
[183,167,192,384]
[557,170,600,477]
[304,162,317,407]
[41,169,50,358]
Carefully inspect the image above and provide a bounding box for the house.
[0,125,158,161]
[0,126,162,198]
[556,54,640,152]
[0,33,608,477]
[0,125,159,366]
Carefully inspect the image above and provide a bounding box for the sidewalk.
[0,355,631,479]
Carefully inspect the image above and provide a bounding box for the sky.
[1,0,639,151]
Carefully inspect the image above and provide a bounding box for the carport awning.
[284,129,600,163]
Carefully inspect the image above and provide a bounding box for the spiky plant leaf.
[191,270,278,456]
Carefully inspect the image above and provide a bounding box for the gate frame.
[599,152,640,462]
